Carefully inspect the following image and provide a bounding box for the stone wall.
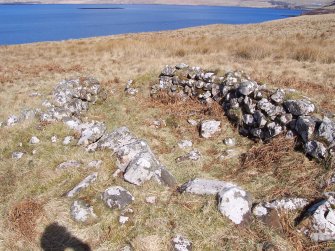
[151,64,335,161]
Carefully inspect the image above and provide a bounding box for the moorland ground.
[0,13,335,250]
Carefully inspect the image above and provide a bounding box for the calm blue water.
[0,4,302,45]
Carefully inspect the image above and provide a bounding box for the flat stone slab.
[101,186,134,210]
[179,178,236,195]
[66,172,98,197]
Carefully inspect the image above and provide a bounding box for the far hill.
[0,0,333,10]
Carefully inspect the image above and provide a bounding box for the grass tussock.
[7,199,44,241]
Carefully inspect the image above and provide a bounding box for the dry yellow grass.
[1,14,335,251]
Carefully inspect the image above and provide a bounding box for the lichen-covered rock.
[284,99,315,116]
[176,149,201,162]
[304,140,328,159]
[223,138,236,146]
[218,186,252,225]
[179,178,236,195]
[176,63,189,70]
[66,172,98,197]
[70,200,96,223]
[200,120,221,138]
[305,193,335,242]
[12,151,24,160]
[87,160,102,168]
[178,140,193,149]
[161,65,176,77]
[172,235,192,251]
[6,115,19,126]
[257,99,284,118]
[63,136,74,145]
[294,116,317,143]
[56,160,81,170]
[270,89,285,104]
[237,80,258,96]
[76,121,106,146]
[317,117,335,145]
[263,197,308,211]
[29,136,40,144]
[102,186,134,210]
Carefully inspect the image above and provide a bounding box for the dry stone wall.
[151,64,335,161]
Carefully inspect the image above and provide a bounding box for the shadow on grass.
[40,222,91,251]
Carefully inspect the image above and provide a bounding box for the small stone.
[178,140,193,149]
[12,151,24,160]
[56,160,81,170]
[179,178,236,195]
[29,92,41,97]
[70,200,96,223]
[76,121,106,146]
[51,135,57,143]
[120,245,133,251]
[284,99,315,116]
[238,81,258,96]
[176,149,201,162]
[200,120,221,138]
[7,115,19,126]
[66,173,98,197]
[219,149,240,160]
[161,65,176,76]
[119,215,129,225]
[102,186,134,210]
[32,149,37,155]
[176,63,189,69]
[264,197,309,211]
[218,186,252,225]
[187,119,198,126]
[29,136,40,144]
[145,196,156,204]
[172,235,192,251]
[294,116,317,143]
[304,141,328,159]
[270,89,285,104]
[223,138,236,147]
[63,136,74,145]
[87,160,102,168]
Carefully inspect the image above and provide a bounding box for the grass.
[0,13,335,251]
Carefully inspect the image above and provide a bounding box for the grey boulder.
[102,186,134,210]
[284,99,315,116]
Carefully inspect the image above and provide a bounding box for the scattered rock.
[145,196,156,204]
[63,136,74,145]
[176,149,201,162]
[304,140,328,159]
[218,186,252,225]
[66,172,98,197]
[270,89,285,104]
[29,136,40,144]
[51,135,57,143]
[304,193,335,242]
[223,138,236,146]
[200,120,221,138]
[87,160,102,168]
[119,215,129,225]
[6,115,19,126]
[284,99,315,116]
[187,119,198,126]
[172,235,192,251]
[178,140,193,149]
[125,80,138,96]
[70,200,96,223]
[76,121,106,146]
[179,178,235,195]
[102,186,134,210]
[12,151,24,160]
[56,160,81,170]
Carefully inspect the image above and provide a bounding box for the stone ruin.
[5,66,335,246]
[151,64,335,162]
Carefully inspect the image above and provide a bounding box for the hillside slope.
[1,14,335,250]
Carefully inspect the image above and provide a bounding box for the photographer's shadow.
[40,222,91,251]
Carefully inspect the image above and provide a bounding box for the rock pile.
[152,65,335,161]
